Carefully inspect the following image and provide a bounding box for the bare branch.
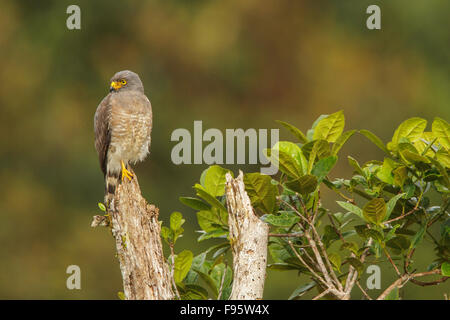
[356,281,372,300]
[288,240,328,287]
[312,289,330,300]
[377,269,442,300]
[169,244,181,300]
[269,233,303,238]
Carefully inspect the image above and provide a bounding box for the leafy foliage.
[171,113,449,300]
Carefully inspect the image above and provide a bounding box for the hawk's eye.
[121,79,127,85]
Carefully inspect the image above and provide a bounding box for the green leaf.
[272,141,306,178]
[179,197,211,211]
[347,156,364,176]
[347,257,364,275]
[276,120,308,143]
[204,165,231,197]
[262,211,300,227]
[180,284,209,300]
[328,253,341,272]
[313,110,345,143]
[307,114,329,141]
[336,201,364,220]
[441,219,450,238]
[399,143,430,164]
[199,168,208,187]
[396,117,428,142]
[170,211,185,231]
[117,291,125,300]
[428,158,450,188]
[184,270,199,286]
[288,282,316,300]
[197,209,224,232]
[432,117,450,150]
[441,262,450,276]
[341,242,359,255]
[269,238,294,263]
[244,172,278,214]
[436,149,450,168]
[385,193,405,221]
[343,230,357,239]
[386,236,411,253]
[373,241,382,258]
[402,150,430,164]
[389,117,427,151]
[355,225,369,238]
[190,252,207,274]
[403,183,416,199]
[323,225,340,247]
[410,225,426,249]
[301,140,315,159]
[414,132,437,156]
[210,263,232,295]
[194,184,227,213]
[199,242,229,258]
[274,141,306,177]
[393,166,408,187]
[363,198,387,225]
[174,250,194,284]
[385,225,400,241]
[193,270,218,297]
[376,158,396,185]
[285,174,318,196]
[212,245,230,259]
[173,227,184,243]
[396,228,416,236]
[161,226,171,242]
[364,229,384,242]
[359,129,389,154]
[332,130,355,155]
[308,140,331,173]
[197,229,228,242]
[98,202,106,212]
[311,156,338,182]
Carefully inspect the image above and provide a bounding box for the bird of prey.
[94,70,153,209]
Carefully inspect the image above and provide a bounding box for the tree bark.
[225,171,269,300]
[91,171,174,300]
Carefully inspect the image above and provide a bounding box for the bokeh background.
[0,0,448,299]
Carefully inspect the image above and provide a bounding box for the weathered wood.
[92,172,174,300]
[225,171,269,300]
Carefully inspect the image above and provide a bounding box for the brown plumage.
[94,70,153,209]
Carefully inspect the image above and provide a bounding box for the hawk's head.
[109,70,144,93]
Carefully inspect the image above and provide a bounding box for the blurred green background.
[0,0,448,299]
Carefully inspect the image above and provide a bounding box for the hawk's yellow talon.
[121,160,133,181]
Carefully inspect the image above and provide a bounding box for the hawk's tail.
[104,171,119,212]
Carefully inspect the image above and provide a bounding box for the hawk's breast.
[108,91,153,168]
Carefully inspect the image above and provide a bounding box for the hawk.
[94,70,153,209]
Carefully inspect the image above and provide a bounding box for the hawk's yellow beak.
[110,81,122,91]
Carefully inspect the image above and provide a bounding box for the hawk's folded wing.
[94,95,112,176]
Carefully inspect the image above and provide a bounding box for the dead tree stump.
[92,172,174,300]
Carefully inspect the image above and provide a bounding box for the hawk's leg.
[121,160,134,181]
